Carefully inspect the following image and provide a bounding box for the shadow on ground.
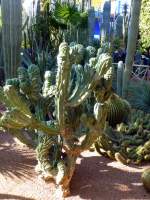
[70,155,150,200]
[0,133,149,200]
[0,133,36,179]
[0,194,35,200]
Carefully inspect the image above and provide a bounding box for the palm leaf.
[54,2,82,26]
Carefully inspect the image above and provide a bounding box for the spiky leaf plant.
[127,80,150,113]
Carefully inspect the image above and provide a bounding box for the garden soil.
[0,133,149,200]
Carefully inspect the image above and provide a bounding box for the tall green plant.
[0,42,113,198]
[1,0,22,79]
[122,0,142,98]
[127,80,150,113]
[101,1,111,44]
[122,3,129,48]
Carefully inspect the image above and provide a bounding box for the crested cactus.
[1,0,22,78]
[0,42,113,197]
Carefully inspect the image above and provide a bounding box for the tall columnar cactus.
[122,3,129,48]
[117,61,124,96]
[101,1,111,44]
[114,15,123,39]
[1,0,22,79]
[88,7,95,45]
[0,42,113,198]
[122,0,142,98]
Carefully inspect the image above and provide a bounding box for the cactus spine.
[1,0,22,79]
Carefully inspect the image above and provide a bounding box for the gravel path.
[0,133,149,200]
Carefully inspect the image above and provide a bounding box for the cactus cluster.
[95,109,150,164]
[0,42,113,197]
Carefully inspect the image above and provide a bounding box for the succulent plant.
[141,168,150,192]
[0,42,113,197]
[106,93,131,127]
[1,0,22,78]
[127,80,150,113]
[95,109,150,164]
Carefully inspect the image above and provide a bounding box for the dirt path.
[0,133,149,200]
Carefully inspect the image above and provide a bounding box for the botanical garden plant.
[127,80,150,113]
[0,42,113,197]
[95,109,150,164]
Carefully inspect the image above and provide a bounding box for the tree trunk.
[122,0,141,98]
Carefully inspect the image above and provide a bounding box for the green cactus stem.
[1,0,22,78]
[0,42,113,198]
[122,0,142,98]
[117,61,124,96]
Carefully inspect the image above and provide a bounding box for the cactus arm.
[3,85,31,116]
[31,119,59,136]
[67,64,95,107]
[67,53,112,107]
[6,128,36,148]
[80,103,108,151]
[63,103,108,156]
[0,109,59,136]
[56,42,71,130]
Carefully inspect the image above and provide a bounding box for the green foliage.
[112,37,121,51]
[54,2,88,28]
[140,0,150,50]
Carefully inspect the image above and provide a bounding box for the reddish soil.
[0,133,150,200]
